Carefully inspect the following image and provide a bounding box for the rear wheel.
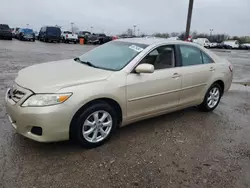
[71,102,117,148]
[199,83,222,112]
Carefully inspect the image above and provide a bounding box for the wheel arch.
[213,80,225,95]
[69,97,123,139]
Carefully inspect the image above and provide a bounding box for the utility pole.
[137,29,140,37]
[210,29,213,36]
[133,25,136,36]
[71,22,74,33]
[91,26,93,33]
[185,0,194,40]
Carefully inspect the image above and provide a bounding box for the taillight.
[66,34,68,38]
[229,65,233,72]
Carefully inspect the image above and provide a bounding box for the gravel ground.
[0,39,250,188]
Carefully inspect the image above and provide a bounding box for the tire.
[45,38,48,42]
[32,39,35,42]
[8,37,12,40]
[199,83,222,112]
[74,41,77,44]
[71,102,117,148]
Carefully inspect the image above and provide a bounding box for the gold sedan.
[5,38,233,148]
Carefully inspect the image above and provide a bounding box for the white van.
[223,40,240,49]
[193,38,217,48]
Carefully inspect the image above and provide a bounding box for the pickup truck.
[61,31,78,44]
[94,33,113,44]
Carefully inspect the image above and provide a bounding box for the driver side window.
[139,45,175,70]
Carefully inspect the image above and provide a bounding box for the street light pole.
[185,0,194,40]
[71,22,74,33]
[91,26,93,33]
[210,29,213,36]
[133,25,136,36]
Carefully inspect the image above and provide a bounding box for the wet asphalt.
[0,39,249,188]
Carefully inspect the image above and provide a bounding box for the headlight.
[21,93,72,107]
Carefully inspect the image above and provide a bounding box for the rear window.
[47,27,61,35]
[0,24,10,29]
[63,31,72,34]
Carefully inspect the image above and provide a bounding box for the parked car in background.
[223,40,240,49]
[17,28,35,41]
[39,26,61,43]
[5,38,233,148]
[0,24,12,40]
[193,38,217,48]
[61,31,78,44]
[167,37,180,40]
[33,31,39,40]
[119,34,135,38]
[12,27,20,38]
[78,31,106,44]
[78,31,91,44]
[239,43,250,50]
[94,33,113,44]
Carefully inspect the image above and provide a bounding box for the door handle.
[209,67,215,71]
[172,73,181,78]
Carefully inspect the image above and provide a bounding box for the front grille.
[8,88,26,103]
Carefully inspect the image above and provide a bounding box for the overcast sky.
[1,0,250,36]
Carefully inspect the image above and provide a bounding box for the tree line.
[153,31,250,44]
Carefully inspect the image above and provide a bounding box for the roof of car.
[116,37,190,45]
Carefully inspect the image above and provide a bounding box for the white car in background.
[193,38,217,48]
[167,37,180,40]
[223,40,240,49]
[61,31,78,44]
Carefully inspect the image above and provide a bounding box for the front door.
[126,45,182,120]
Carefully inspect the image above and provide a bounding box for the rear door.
[177,45,215,106]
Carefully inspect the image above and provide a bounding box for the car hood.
[15,59,113,93]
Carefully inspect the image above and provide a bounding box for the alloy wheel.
[82,110,113,143]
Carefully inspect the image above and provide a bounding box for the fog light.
[31,126,42,136]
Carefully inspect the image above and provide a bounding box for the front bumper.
[0,32,12,37]
[5,87,72,142]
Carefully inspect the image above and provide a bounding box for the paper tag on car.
[129,45,144,52]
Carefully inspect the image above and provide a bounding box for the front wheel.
[72,102,117,148]
[199,83,222,112]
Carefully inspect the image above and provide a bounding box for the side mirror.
[135,63,154,74]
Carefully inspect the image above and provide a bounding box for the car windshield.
[78,41,147,71]
[22,29,33,34]
[0,24,9,29]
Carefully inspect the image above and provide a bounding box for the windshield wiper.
[74,57,98,68]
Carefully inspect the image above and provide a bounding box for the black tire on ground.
[32,38,35,42]
[199,83,222,112]
[45,38,48,42]
[74,41,77,44]
[8,37,12,40]
[71,102,118,148]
